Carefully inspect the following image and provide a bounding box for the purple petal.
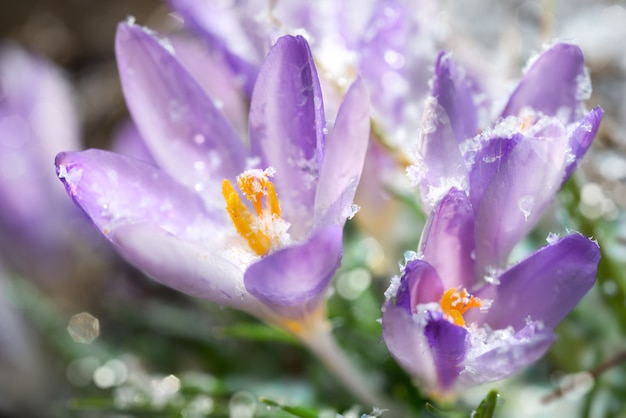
[168,35,250,137]
[115,22,247,188]
[432,51,479,144]
[424,316,468,391]
[468,135,521,212]
[477,234,599,331]
[395,260,444,314]
[473,123,569,274]
[111,119,156,165]
[111,222,264,314]
[460,322,555,386]
[501,43,587,122]
[314,78,369,227]
[382,303,438,391]
[167,0,262,96]
[55,149,213,239]
[410,97,468,214]
[563,107,603,181]
[243,225,342,320]
[0,45,81,246]
[249,35,326,239]
[420,188,475,290]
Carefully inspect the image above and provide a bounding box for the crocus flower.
[382,43,602,395]
[56,23,370,334]
[168,0,438,146]
[0,44,105,285]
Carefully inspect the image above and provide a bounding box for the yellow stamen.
[222,169,283,256]
[439,288,482,327]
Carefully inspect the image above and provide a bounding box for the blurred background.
[1,0,626,417]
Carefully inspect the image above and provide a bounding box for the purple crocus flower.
[168,0,438,145]
[0,44,101,282]
[55,23,370,334]
[382,44,602,395]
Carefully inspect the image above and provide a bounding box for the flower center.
[438,288,482,327]
[222,168,290,256]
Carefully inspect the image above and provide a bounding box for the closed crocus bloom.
[56,22,382,406]
[409,43,602,277]
[383,44,602,396]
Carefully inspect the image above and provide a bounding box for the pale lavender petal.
[249,35,325,239]
[55,149,213,239]
[501,43,587,122]
[169,35,249,137]
[167,0,262,95]
[395,260,444,314]
[411,97,467,214]
[420,188,475,291]
[111,119,156,165]
[314,78,369,227]
[431,51,479,143]
[115,22,247,189]
[473,123,569,274]
[111,222,264,314]
[424,315,468,391]
[243,225,342,320]
[563,107,603,181]
[0,45,80,246]
[381,303,438,391]
[478,234,599,331]
[468,135,521,212]
[460,322,555,386]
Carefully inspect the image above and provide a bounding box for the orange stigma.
[222,169,285,256]
[438,288,482,327]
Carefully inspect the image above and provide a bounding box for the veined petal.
[420,188,475,290]
[115,22,247,188]
[432,52,479,144]
[55,149,214,240]
[501,43,587,122]
[459,322,555,387]
[410,96,468,214]
[424,315,469,392]
[314,78,370,227]
[395,260,444,314]
[563,107,603,182]
[473,122,569,274]
[381,303,438,392]
[111,222,264,314]
[243,225,342,320]
[249,35,326,239]
[477,234,599,331]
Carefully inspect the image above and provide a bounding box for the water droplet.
[67,312,100,344]
[169,100,184,121]
[192,133,205,145]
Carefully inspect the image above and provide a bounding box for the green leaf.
[259,398,319,418]
[473,389,499,418]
